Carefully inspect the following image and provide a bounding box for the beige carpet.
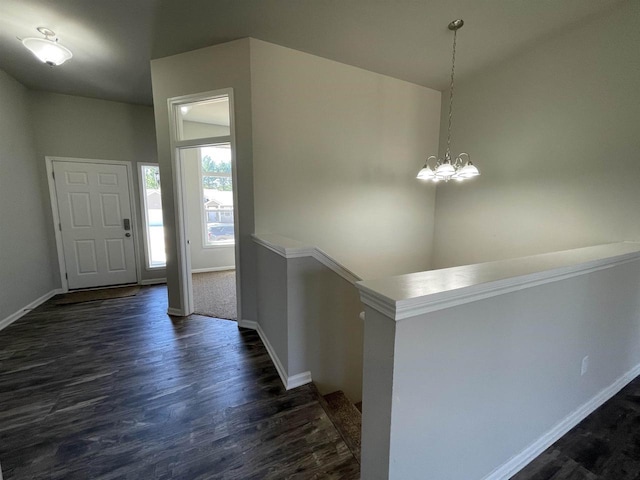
[192,270,237,321]
[53,286,140,305]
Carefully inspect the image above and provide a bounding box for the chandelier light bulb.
[435,162,455,178]
[458,162,480,178]
[416,164,435,180]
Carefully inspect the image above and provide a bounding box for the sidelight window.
[139,164,166,268]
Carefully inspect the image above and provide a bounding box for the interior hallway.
[0,286,359,479]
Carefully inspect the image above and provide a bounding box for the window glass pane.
[140,165,166,267]
[202,145,234,246]
[177,96,230,141]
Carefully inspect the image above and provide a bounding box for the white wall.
[0,70,55,321]
[358,244,640,479]
[183,147,235,270]
[287,256,363,401]
[253,235,364,401]
[29,91,163,283]
[150,39,256,318]
[255,245,289,369]
[432,2,640,268]
[250,38,441,279]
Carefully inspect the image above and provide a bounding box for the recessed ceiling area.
[0,0,625,106]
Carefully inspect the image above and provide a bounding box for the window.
[139,164,166,268]
[176,96,231,141]
[200,145,234,246]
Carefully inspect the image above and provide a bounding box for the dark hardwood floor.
[512,376,640,480]
[0,286,360,479]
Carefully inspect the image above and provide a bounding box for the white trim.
[167,307,185,317]
[167,88,242,322]
[252,233,361,285]
[45,156,141,292]
[237,319,312,390]
[202,242,235,250]
[174,135,231,149]
[1,289,62,331]
[356,243,640,321]
[140,278,167,285]
[137,163,167,271]
[197,144,235,250]
[254,322,288,388]
[237,319,258,329]
[483,361,640,480]
[287,371,313,390]
[191,266,235,274]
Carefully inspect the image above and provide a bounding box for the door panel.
[74,240,98,274]
[54,161,137,289]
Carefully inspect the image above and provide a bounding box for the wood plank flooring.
[512,375,640,480]
[0,286,360,479]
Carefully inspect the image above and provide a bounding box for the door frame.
[45,156,141,292]
[167,88,242,320]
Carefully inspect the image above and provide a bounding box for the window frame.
[138,163,166,269]
[198,144,235,249]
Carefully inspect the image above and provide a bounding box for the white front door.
[53,161,137,289]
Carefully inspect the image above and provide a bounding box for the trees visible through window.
[201,145,234,246]
[140,164,166,268]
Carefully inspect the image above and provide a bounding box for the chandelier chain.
[446,28,457,160]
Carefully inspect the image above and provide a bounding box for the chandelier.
[417,19,479,183]
[21,27,73,67]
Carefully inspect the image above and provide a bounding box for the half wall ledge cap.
[251,232,362,284]
[251,233,315,258]
[356,242,640,322]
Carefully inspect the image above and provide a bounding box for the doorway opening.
[169,89,240,321]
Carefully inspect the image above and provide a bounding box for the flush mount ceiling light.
[417,19,479,183]
[21,27,73,66]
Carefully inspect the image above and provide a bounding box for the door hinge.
[52,171,55,179]
[59,223,62,231]
[65,273,68,280]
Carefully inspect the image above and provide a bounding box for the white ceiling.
[0,0,625,106]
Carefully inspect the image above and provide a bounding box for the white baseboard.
[0,289,62,331]
[483,361,640,480]
[191,266,235,274]
[140,278,167,285]
[238,319,258,329]
[287,371,313,389]
[167,307,186,317]
[238,319,312,391]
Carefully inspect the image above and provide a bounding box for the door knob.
[125,233,131,237]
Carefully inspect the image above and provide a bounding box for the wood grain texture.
[318,390,361,464]
[0,286,359,479]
